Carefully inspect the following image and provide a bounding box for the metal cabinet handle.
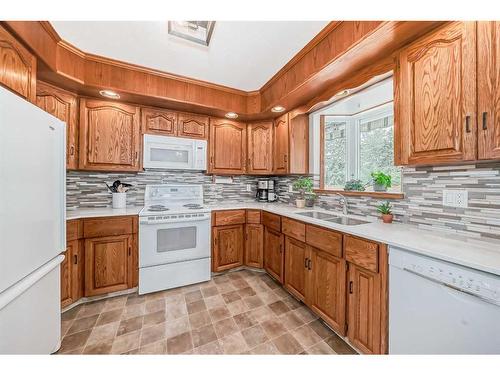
[73,254,78,265]
[349,281,353,294]
[465,115,471,133]
[482,112,488,130]
[69,145,75,156]
[307,259,312,270]
[284,154,288,163]
[128,246,132,256]
[304,257,308,269]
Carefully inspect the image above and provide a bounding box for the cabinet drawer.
[66,219,83,241]
[213,210,246,226]
[306,225,342,258]
[282,217,305,242]
[344,235,379,273]
[246,209,261,224]
[262,211,281,232]
[83,216,135,238]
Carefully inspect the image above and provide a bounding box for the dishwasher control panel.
[389,247,500,304]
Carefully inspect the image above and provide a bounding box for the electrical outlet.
[288,184,294,193]
[443,189,468,208]
[246,184,252,192]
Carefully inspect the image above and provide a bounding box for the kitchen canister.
[112,192,127,209]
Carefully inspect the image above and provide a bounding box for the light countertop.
[66,203,500,276]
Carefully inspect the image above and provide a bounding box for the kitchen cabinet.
[36,81,79,169]
[177,112,209,139]
[0,25,36,103]
[141,106,177,136]
[288,113,309,174]
[208,117,247,174]
[263,226,284,283]
[79,98,141,171]
[84,234,134,296]
[62,220,84,308]
[395,22,477,165]
[477,21,500,160]
[273,113,289,174]
[284,236,308,301]
[245,224,263,268]
[307,246,346,335]
[212,224,244,272]
[247,121,273,174]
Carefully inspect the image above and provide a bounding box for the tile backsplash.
[67,163,500,242]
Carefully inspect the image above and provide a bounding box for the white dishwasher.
[389,247,500,354]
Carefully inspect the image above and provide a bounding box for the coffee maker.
[256,179,277,202]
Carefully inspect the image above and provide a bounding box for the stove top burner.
[147,205,169,212]
[183,203,203,210]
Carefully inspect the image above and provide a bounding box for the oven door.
[139,217,210,268]
[143,134,194,170]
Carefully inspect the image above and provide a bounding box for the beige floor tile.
[67,314,99,335]
[166,300,188,320]
[145,299,166,314]
[272,333,304,354]
[59,329,92,353]
[184,290,203,304]
[232,312,259,330]
[96,308,123,327]
[140,322,166,347]
[237,286,256,298]
[291,324,323,348]
[167,332,193,354]
[103,296,128,311]
[111,331,141,354]
[324,335,357,354]
[208,306,231,322]
[248,306,275,323]
[214,317,239,339]
[226,299,248,316]
[165,316,190,338]
[308,320,333,339]
[260,318,287,339]
[83,339,114,354]
[241,325,269,348]
[76,301,106,318]
[219,332,249,354]
[307,340,337,355]
[204,295,225,309]
[187,299,207,315]
[126,294,145,306]
[122,304,145,319]
[61,320,72,337]
[86,321,119,346]
[216,282,235,294]
[201,286,219,298]
[117,316,143,336]
[221,290,241,304]
[258,290,280,304]
[280,311,305,331]
[189,310,211,329]
[192,324,218,348]
[249,341,279,355]
[195,340,223,354]
[294,306,318,323]
[268,300,290,316]
[61,305,81,321]
[143,310,166,327]
[243,295,264,310]
[139,339,168,354]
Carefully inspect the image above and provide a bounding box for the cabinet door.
[141,107,177,136]
[347,263,382,354]
[60,244,73,308]
[0,25,36,103]
[263,227,284,283]
[273,113,289,174]
[247,121,273,174]
[36,81,79,169]
[85,234,133,296]
[284,237,307,302]
[209,118,247,174]
[178,112,209,139]
[395,22,476,165]
[307,247,346,335]
[79,99,141,171]
[289,113,309,174]
[478,21,500,160]
[245,224,263,268]
[212,225,244,272]
[71,239,85,302]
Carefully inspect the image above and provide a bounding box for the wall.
[277,163,500,243]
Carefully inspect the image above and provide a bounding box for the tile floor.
[57,269,357,355]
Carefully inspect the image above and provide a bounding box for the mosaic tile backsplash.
[67,163,500,241]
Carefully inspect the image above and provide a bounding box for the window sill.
[314,189,404,199]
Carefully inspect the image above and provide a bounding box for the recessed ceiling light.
[99,90,120,99]
[225,112,238,119]
[335,89,350,97]
[271,106,286,113]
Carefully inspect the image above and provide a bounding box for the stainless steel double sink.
[294,210,369,226]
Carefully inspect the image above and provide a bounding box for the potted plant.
[371,171,392,192]
[377,201,394,223]
[344,178,366,191]
[293,177,313,208]
[305,191,317,207]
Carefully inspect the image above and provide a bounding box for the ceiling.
[51,21,329,91]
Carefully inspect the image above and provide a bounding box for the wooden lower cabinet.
[284,236,308,301]
[85,234,134,297]
[61,240,84,308]
[245,224,263,268]
[263,227,284,283]
[307,247,346,335]
[212,224,244,272]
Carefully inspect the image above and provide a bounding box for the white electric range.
[138,184,211,295]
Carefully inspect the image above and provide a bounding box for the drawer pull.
[304,257,308,269]
[73,255,78,265]
[307,259,312,270]
[349,281,353,294]
[465,115,471,133]
[482,112,488,130]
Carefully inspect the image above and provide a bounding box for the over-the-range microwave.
[143,134,207,170]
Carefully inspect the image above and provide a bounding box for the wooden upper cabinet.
[273,113,289,174]
[247,121,273,174]
[141,107,177,136]
[178,112,209,139]
[36,81,79,169]
[209,118,247,174]
[284,236,307,302]
[79,99,141,171]
[478,21,500,160]
[0,25,36,103]
[212,224,244,272]
[395,22,477,166]
[288,113,309,174]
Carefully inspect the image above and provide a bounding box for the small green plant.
[293,177,313,199]
[344,179,365,191]
[377,201,392,215]
[371,171,392,188]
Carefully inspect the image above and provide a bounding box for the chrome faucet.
[334,193,348,215]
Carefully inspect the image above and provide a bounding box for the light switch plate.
[443,189,468,208]
[246,184,252,192]
[288,184,294,193]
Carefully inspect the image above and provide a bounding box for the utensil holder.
[112,193,127,209]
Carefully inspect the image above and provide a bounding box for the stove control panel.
[140,212,210,224]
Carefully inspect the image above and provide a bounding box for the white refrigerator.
[0,86,66,354]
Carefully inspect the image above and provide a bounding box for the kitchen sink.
[294,210,369,226]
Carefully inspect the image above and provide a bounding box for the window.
[321,103,401,192]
